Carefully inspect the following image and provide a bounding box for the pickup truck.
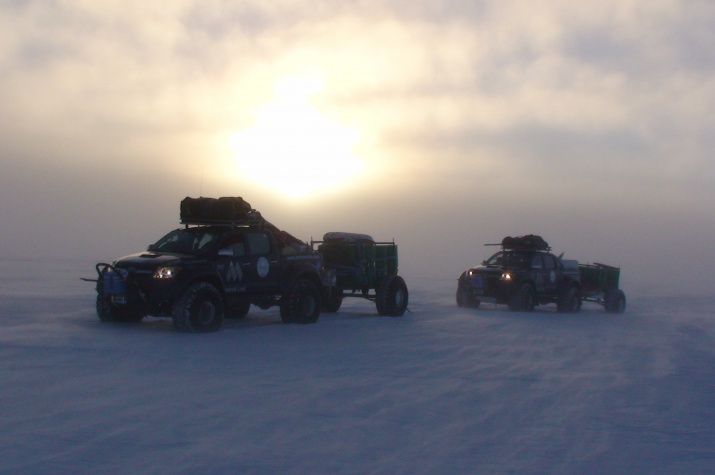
[456,235,582,312]
[88,197,325,332]
[457,235,626,313]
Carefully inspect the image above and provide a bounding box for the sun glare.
[229,77,363,197]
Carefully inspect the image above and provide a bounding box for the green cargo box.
[312,232,407,316]
[317,241,397,289]
[579,263,620,296]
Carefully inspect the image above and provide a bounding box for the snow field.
[1,259,714,474]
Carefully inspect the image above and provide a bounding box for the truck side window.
[543,254,556,270]
[246,233,271,256]
[220,234,246,257]
[531,254,543,269]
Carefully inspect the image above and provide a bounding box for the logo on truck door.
[226,261,243,283]
[257,257,270,278]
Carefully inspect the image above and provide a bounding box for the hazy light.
[229,77,363,197]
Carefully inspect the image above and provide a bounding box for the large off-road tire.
[557,286,582,313]
[376,275,409,316]
[508,283,535,312]
[172,282,224,333]
[225,302,251,319]
[96,295,145,323]
[322,291,343,313]
[280,278,321,324]
[456,287,480,308]
[604,289,626,314]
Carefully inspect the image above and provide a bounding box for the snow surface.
[1,258,714,474]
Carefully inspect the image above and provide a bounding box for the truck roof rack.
[180,212,265,228]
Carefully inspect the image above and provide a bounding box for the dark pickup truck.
[87,197,326,332]
[456,235,583,312]
[457,235,626,313]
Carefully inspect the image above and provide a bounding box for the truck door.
[244,231,280,293]
[216,231,252,295]
[540,253,559,297]
[530,253,547,291]
[530,253,557,297]
[216,231,280,294]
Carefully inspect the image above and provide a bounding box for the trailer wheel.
[376,275,409,316]
[557,286,582,313]
[508,283,535,312]
[172,282,224,333]
[605,289,626,313]
[280,278,320,324]
[96,295,145,323]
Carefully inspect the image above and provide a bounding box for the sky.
[2,0,715,295]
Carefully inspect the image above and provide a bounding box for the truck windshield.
[151,228,221,254]
[485,251,530,268]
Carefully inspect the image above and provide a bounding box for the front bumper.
[96,265,178,316]
[461,271,512,303]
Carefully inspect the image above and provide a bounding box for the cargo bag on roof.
[180,196,252,222]
[501,234,549,250]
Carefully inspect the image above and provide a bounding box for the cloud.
[1,1,711,178]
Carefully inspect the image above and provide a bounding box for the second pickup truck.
[456,235,625,313]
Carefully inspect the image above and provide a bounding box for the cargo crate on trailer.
[579,263,626,313]
[312,232,408,316]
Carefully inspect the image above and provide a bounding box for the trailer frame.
[579,262,626,313]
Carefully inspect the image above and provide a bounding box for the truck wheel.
[604,289,626,313]
[376,275,409,316]
[508,283,535,312]
[456,288,480,309]
[557,286,582,313]
[322,291,343,313]
[280,278,320,324]
[172,282,224,333]
[96,295,145,323]
[226,302,250,319]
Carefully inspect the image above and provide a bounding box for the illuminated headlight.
[501,272,512,281]
[154,267,181,279]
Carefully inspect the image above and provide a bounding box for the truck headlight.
[154,267,181,279]
[501,272,512,281]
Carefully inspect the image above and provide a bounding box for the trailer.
[579,263,626,313]
[311,232,408,316]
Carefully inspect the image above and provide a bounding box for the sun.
[229,77,363,197]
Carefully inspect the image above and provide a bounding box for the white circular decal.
[257,256,270,278]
